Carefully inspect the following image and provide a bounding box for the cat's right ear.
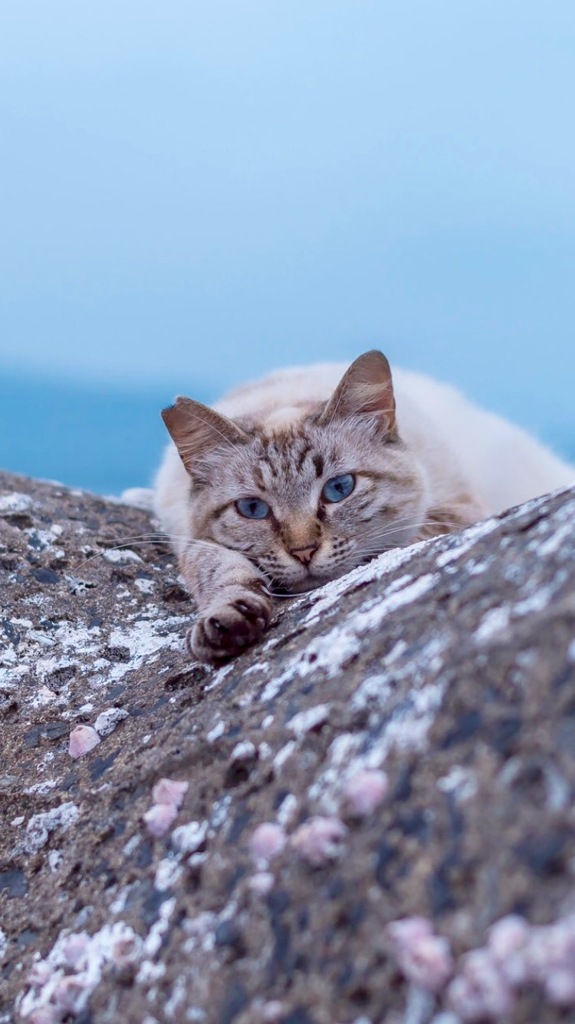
[318,350,397,434]
[161,397,248,473]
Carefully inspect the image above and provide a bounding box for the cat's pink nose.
[289,544,319,566]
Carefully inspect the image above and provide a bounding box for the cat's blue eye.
[235,497,270,519]
[321,473,356,503]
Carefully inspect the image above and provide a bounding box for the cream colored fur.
[154,352,574,664]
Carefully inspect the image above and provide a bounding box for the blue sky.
[1,1,574,451]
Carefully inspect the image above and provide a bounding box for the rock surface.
[1,469,575,1024]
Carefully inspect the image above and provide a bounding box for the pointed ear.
[161,397,248,474]
[318,350,396,433]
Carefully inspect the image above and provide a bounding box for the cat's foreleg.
[414,496,488,542]
[179,541,273,664]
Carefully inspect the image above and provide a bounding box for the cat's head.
[162,351,428,593]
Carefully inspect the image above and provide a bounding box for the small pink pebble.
[545,968,575,1005]
[52,974,88,1011]
[487,915,530,986]
[388,917,453,992]
[250,823,286,863]
[290,816,347,866]
[143,803,179,838]
[261,1001,285,1021]
[387,916,433,945]
[342,768,389,817]
[27,960,52,987]
[248,871,275,895]
[68,725,101,759]
[448,949,515,1019]
[61,932,90,969]
[28,1010,61,1024]
[152,777,188,808]
[112,933,142,968]
[487,915,530,960]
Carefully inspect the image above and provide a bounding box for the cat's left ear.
[318,350,396,434]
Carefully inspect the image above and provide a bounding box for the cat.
[153,350,574,664]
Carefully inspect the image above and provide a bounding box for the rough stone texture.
[1,468,575,1024]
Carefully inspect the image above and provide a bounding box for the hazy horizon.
[1,362,574,496]
[1,2,574,491]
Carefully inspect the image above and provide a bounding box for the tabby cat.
[154,351,574,663]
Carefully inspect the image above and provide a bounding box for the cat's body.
[154,352,574,663]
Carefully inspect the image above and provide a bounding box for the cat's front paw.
[188,591,273,664]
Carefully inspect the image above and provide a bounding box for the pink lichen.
[290,816,347,866]
[249,823,286,864]
[342,768,389,817]
[68,725,100,760]
[387,916,454,993]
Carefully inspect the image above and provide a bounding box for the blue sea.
[1,369,573,498]
[0,370,211,496]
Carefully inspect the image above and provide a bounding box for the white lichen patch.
[0,492,33,515]
[48,850,63,873]
[260,573,437,704]
[135,577,155,594]
[287,703,330,738]
[24,524,64,551]
[434,516,499,567]
[0,664,30,690]
[206,720,225,743]
[154,858,184,893]
[536,519,573,558]
[171,820,208,855]
[229,742,255,765]
[18,919,142,1021]
[303,546,427,625]
[29,685,60,708]
[105,616,188,679]
[93,707,129,737]
[310,665,447,812]
[23,802,80,854]
[273,740,297,772]
[437,766,478,803]
[102,547,144,566]
[276,792,298,827]
[139,896,177,966]
[210,795,232,831]
[24,779,58,797]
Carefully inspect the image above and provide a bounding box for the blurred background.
[1,0,574,495]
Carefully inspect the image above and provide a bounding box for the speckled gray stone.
[1,469,575,1024]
